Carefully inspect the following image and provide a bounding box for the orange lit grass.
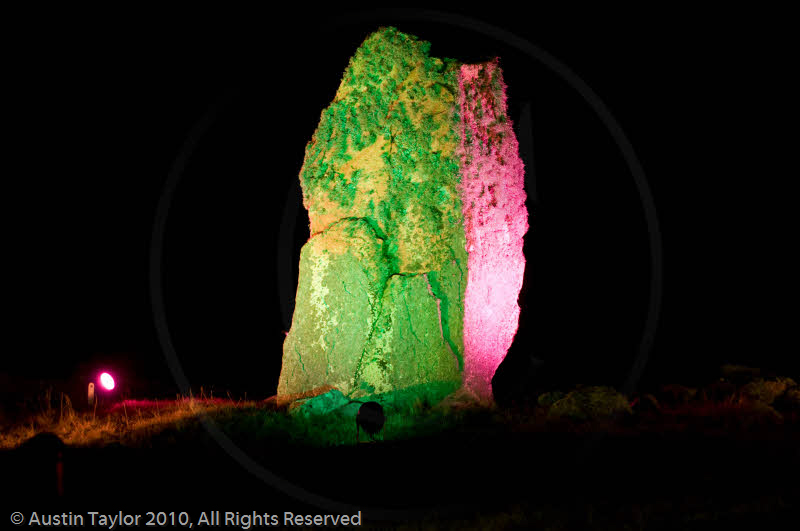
[0,389,259,450]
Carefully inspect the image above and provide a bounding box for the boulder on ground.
[773,387,800,413]
[537,391,565,407]
[739,401,784,428]
[720,364,761,385]
[657,384,697,408]
[547,386,631,422]
[740,377,797,405]
[702,379,738,403]
[631,393,661,416]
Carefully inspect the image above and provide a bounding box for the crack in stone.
[402,283,423,345]
[426,270,463,371]
[341,279,354,297]
[310,216,388,241]
[294,344,306,374]
[423,272,445,341]
[351,275,390,392]
[326,328,342,378]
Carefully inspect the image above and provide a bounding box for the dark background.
[4,9,795,401]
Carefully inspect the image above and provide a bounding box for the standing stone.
[278,27,527,403]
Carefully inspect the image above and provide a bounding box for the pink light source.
[99,372,115,391]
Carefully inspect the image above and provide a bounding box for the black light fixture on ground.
[356,402,385,444]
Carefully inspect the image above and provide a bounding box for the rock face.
[278,27,527,403]
[458,60,528,399]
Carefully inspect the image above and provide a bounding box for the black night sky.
[4,9,795,401]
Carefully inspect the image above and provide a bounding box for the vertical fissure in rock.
[351,273,390,393]
[423,272,445,341]
[294,344,306,375]
[426,270,463,371]
[401,283,426,346]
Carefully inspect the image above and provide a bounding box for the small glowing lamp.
[99,372,115,391]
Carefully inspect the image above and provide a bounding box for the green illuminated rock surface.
[279,218,395,395]
[290,389,351,417]
[278,27,487,401]
[297,27,465,275]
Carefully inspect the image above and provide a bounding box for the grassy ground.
[3,377,797,450]
[2,369,799,529]
[0,388,262,449]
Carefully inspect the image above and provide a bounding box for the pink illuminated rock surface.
[458,61,528,401]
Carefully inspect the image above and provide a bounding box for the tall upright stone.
[278,27,527,403]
